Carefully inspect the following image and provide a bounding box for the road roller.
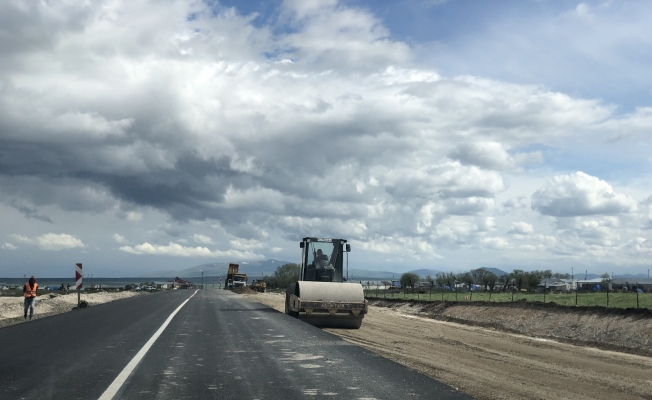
[285,238,367,329]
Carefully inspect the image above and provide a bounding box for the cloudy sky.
[1,0,651,278]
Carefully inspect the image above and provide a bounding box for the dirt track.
[243,292,652,400]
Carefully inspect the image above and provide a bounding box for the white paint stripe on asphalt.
[98,290,199,400]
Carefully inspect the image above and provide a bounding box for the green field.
[364,289,652,309]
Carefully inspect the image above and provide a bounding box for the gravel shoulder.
[243,292,652,400]
[0,291,145,329]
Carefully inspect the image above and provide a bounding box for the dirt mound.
[0,291,144,329]
[232,286,256,294]
[372,298,652,319]
[369,298,652,356]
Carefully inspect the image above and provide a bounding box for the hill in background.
[154,260,400,280]
[151,259,294,278]
[482,268,509,277]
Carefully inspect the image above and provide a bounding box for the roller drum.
[286,281,367,329]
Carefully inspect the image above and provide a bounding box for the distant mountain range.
[150,259,294,278]
[152,261,647,281]
[153,261,512,280]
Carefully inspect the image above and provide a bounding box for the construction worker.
[23,276,38,320]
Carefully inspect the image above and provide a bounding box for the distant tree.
[527,273,541,289]
[435,272,447,289]
[497,273,510,291]
[508,269,541,291]
[444,272,457,289]
[400,273,419,289]
[552,273,571,279]
[531,269,553,279]
[268,263,300,288]
[482,272,498,291]
[600,273,611,282]
[457,272,473,290]
[470,268,490,284]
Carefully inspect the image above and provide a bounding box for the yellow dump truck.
[225,263,247,290]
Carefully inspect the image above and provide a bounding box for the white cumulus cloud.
[119,242,264,259]
[531,172,638,217]
[448,141,543,170]
[192,234,214,245]
[113,234,127,244]
[508,221,534,235]
[11,233,86,251]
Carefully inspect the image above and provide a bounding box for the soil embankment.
[0,291,144,329]
[243,291,652,400]
[372,298,652,355]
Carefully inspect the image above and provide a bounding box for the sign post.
[75,263,83,308]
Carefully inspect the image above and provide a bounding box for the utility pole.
[201,270,204,289]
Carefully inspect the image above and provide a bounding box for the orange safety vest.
[24,282,38,298]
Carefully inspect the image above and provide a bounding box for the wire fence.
[363,286,652,310]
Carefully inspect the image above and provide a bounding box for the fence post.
[637,282,639,308]
[376,284,378,298]
[607,285,609,308]
[511,290,514,302]
[575,283,578,306]
[441,289,444,301]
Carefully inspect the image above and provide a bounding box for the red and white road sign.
[75,263,83,289]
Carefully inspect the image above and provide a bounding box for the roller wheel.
[285,284,299,318]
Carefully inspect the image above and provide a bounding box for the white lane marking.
[98,290,199,400]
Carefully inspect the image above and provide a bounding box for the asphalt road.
[0,289,473,400]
